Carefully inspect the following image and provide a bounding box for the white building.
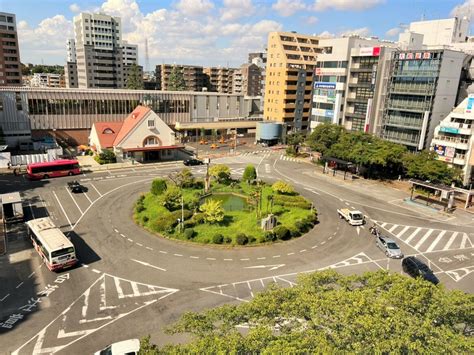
[122,41,138,66]
[232,69,242,94]
[408,17,470,46]
[30,73,62,88]
[66,39,76,62]
[431,95,474,186]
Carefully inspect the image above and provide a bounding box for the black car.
[183,158,204,166]
[402,256,439,285]
[67,180,83,193]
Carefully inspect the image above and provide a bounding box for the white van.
[95,339,140,355]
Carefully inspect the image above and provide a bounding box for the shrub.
[193,180,204,189]
[248,235,256,244]
[224,236,232,244]
[95,149,116,164]
[209,164,231,184]
[295,220,309,234]
[150,216,174,232]
[236,233,248,245]
[212,234,224,244]
[183,219,195,228]
[273,194,311,209]
[151,179,167,195]
[288,227,301,238]
[142,215,149,224]
[200,199,225,224]
[264,231,276,242]
[202,238,210,244]
[191,213,205,225]
[169,209,193,222]
[183,228,195,240]
[135,200,145,213]
[273,225,290,240]
[286,146,297,157]
[272,181,295,195]
[163,187,182,211]
[242,165,257,183]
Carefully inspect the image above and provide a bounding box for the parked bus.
[26,217,77,271]
[27,159,81,180]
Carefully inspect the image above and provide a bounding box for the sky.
[1,0,474,68]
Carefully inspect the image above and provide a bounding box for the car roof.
[405,256,427,267]
[380,236,397,244]
[111,339,140,353]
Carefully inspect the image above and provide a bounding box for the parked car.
[376,235,403,258]
[67,180,83,193]
[402,256,439,285]
[94,339,140,355]
[183,158,204,166]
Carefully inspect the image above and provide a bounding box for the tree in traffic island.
[242,165,257,184]
[200,199,224,224]
[140,270,474,353]
[209,164,231,184]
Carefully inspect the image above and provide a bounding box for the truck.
[337,208,364,226]
[0,192,24,224]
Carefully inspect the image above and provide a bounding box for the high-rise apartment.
[264,31,320,131]
[380,49,466,150]
[240,63,263,96]
[204,67,236,93]
[156,64,206,91]
[73,13,124,88]
[0,12,21,86]
[232,69,242,94]
[249,52,266,96]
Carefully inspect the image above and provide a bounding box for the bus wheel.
[68,171,74,176]
[44,174,49,179]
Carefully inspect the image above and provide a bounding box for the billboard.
[312,108,334,118]
[434,144,455,162]
[466,95,474,113]
[313,82,336,104]
[314,82,336,90]
[359,47,381,57]
[439,126,459,134]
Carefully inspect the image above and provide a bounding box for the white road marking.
[127,238,133,242]
[16,282,23,289]
[83,190,93,204]
[426,230,446,252]
[247,281,254,298]
[224,258,233,261]
[173,253,183,257]
[240,258,250,261]
[257,257,266,260]
[206,257,216,261]
[395,226,409,238]
[145,246,153,251]
[92,269,101,274]
[287,252,295,255]
[81,288,90,318]
[443,232,458,250]
[0,293,10,301]
[136,243,143,247]
[299,249,307,253]
[404,227,421,243]
[79,316,112,324]
[413,229,434,250]
[52,191,73,229]
[90,183,103,197]
[113,228,119,233]
[460,233,472,249]
[388,224,399,233]
[28,271,35,278]
[159,250,168,254]
[28,202,36,219]
[189,256,199,259]
[114,277,125,298]
[244,264,285,271]
[273,255,281,258]
[65,187,84,214]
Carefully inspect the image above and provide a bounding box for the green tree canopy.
[306,123,345,155]
[162,187,182,211]
[271,180,294,195]
[141,270,474,353]
[168,66,187,91]
[126,64,144,90]
[402,151,458,185]
[209,164,231,184]
[151,178,167,195]
[242,165,257,183]
[200,199,224,224]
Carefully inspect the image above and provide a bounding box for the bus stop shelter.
[322,157,356,180]
[408,179,456,212]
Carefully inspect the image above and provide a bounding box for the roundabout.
[2,151,474,354]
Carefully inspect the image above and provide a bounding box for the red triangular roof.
[93,122,123,149]
[112,105,151,146]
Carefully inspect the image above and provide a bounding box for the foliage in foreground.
[139,270,474,354]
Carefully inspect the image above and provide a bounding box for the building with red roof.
[89,106,180,162]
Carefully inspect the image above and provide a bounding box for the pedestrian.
[398,174,402,181]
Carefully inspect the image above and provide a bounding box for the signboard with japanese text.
[359,47,381,57]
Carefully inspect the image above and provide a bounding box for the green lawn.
[135,179,317,246]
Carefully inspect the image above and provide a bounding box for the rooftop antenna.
[145,38,150,73]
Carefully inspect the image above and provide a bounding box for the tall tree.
[306,123,345,155]
[126,64,144,90]
[168,66,187,91]
[141,270,474,353]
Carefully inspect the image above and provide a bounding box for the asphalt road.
[1,150,473,354]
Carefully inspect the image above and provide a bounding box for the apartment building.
[156,64,206,91]
[232,69,242,94]
[240,63,263,96]
[264,31,320,131]
[204,67,236,93]
[30,73,64,88]
[248,52,266,96]
[380,49,466,150]
[311,36,391,130]
[73,13,125,88]
[343,45,396,133]
[431,95,474,186]
[0,12,21,86]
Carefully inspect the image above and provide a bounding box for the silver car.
[376,235,403,258]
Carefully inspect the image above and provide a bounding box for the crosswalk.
[239,150,270,156]
[376,222,473,253]
[280,155,300,162]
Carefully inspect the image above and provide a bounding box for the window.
[144,136,158,146]
[148,119,155,128]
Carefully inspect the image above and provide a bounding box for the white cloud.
[319,30,335,38]
[306,16,318,24]
[69,3,80,13]
[312,0,384,11]
[450,0,474,19]
[385,27,401,38]
[175,0,214,17]
[272,0,307,17]
[339,27,371,37]
[220,0,255,21]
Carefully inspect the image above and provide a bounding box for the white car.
[95,339,140,355]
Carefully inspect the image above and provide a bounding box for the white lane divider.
[131,258,166,272]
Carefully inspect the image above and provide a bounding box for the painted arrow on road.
[244,264,285,271]
[131,259,166,272]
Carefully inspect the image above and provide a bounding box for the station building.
[0,87,262,147]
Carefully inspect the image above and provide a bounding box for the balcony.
[348,82,371,88]
[390,83,436,95]
[439,121,473,135]
[384,115,423,129]
[432,135,470,150]
[345,112,366,119]
[392,70,439,78]
[382,135,419,147]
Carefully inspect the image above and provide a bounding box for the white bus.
[26,217,77,271]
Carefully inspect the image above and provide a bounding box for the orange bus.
[27,159,81,180]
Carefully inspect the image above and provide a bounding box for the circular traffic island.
[134,166,318,246]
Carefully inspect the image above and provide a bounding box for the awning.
[122,145,184,152]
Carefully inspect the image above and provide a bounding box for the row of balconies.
[387,99,431,112]
[384,115,423,129]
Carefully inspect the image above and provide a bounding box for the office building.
[264,31,320,131]
[380,49,466,150]
[122,41,137,66]
[311,36,393,130]
[156,64,206,91]
[431,95,474,186]
[343,45,397,133]
[0,12,21,86]
[408,17,469,47]
[73,13,125,88]
[0,87,262,146]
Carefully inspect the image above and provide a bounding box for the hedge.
[273,194,311,209]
